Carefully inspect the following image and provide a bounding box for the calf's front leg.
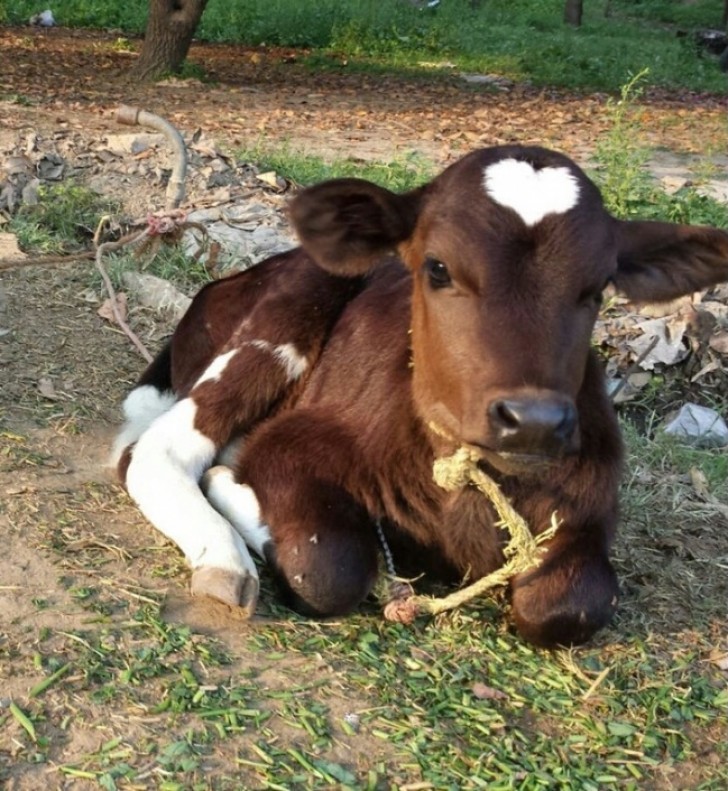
[234,410,381,617]
[509,527,619,647]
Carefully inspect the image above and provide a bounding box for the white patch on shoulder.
[195,349,238,387]
[203,466,272,558]
[248,339,308,381]
[110,385,176,466]
[125,398,250,576]
[271,342,309,380]
[483,158,580,227]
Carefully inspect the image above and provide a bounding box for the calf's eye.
[425,257,452,289]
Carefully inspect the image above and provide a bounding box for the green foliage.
[593,70,728,227]
[611,0,724,28]
[593,69,653,218]
[102,245,211,295]
[239,144,433,192]
[4,0,728,92]
[10,182,119,254]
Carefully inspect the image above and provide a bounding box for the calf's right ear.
[290,178,424,276]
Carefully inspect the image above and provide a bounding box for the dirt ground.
[3,26,728,169]
[1,26,728,790]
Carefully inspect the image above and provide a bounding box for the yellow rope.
[382,444,560,623]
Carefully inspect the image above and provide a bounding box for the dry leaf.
[97,292,128,323]
[472,682,508,701]
[708,648,728,672]
[708,330,728,356]
[0,232,26,262]
[689,467,710,499]
[256,171,279,188]
[691,360,722,382]
[38,377,58,400]
[629,316,690,370]
[638,295,694,319]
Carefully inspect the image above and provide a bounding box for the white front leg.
[202,466,272,558]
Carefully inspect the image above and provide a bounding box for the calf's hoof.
[190,566,259,618]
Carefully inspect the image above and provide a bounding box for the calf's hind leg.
[209,412,380,617]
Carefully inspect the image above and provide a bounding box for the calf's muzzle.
[487,393,578,457]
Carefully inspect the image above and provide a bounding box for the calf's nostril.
[491,400,522,430]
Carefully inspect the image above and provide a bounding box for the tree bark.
[131,0,208,81]
[564,0,583,27]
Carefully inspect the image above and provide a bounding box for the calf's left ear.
[290,178,424,276]
[614,219,728,303]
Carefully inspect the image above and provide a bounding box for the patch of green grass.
[5,0,728,92]
[160,59,211,82]
[0,92,32,105]
[10,182,120,255]
[110,36,135,53]
[623,420,728,499]
[101,244,211,296]
[610,0,724,29]
[239,144,433,192]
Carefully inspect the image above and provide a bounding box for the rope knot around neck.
[381,438,561,623]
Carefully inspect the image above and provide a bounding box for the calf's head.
[291,146,728,472]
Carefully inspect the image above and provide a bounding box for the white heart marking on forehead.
[482,158,580,227]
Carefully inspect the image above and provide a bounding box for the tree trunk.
[564,0,583,27]
[723,0,728,28]
[131,0,208,81]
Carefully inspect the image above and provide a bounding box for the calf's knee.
[261,482,379,618]
[269,525,378,617]
[510,543,619,648]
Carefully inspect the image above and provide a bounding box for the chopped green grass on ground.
[2,417,727,788]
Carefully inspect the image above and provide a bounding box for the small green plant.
[1,93,32,106]
[11,182,119,254]
[593,69,652,219]
[160,59,209,82]
[593,69,728,229]
[111,37,135,53]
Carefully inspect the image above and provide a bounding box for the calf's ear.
[614,219,728,303]
[290,178,424,276]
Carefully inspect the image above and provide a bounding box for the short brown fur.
[118,146,728,647]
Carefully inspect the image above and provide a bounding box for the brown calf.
[114,145,728,647]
